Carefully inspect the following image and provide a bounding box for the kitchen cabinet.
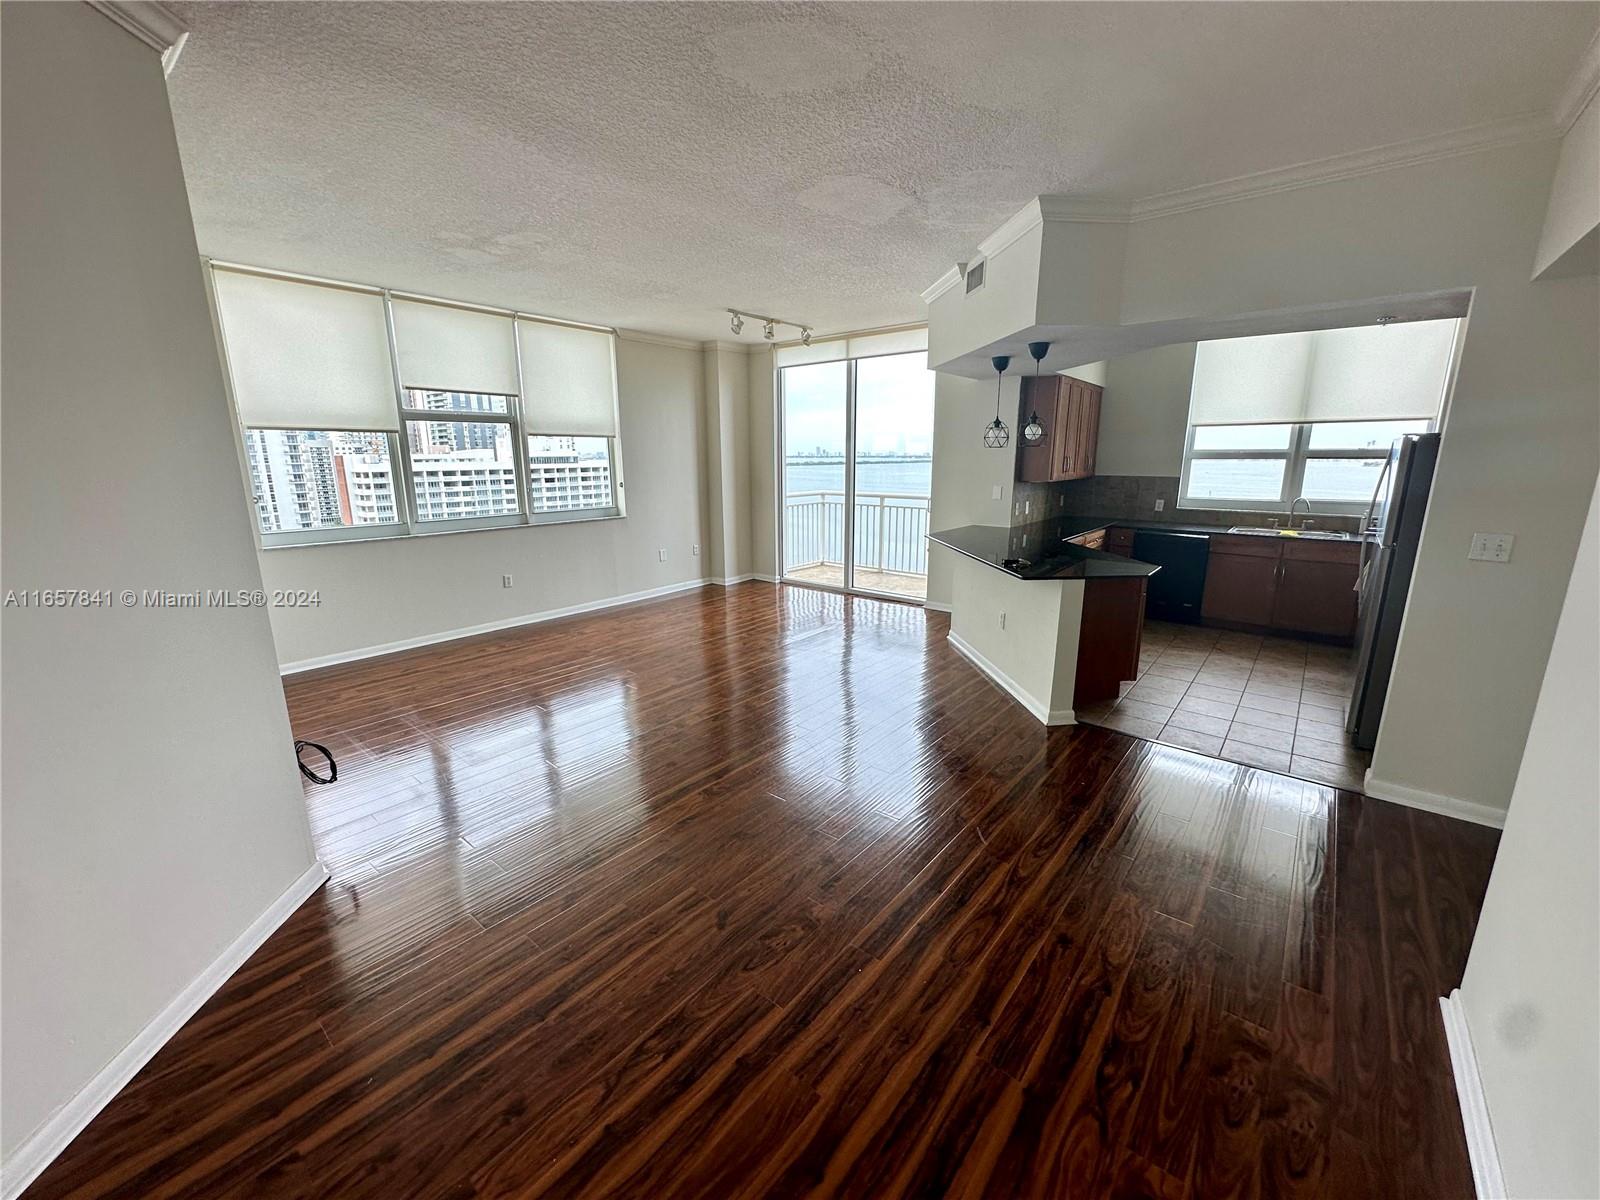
[1106,527,1136,557]
[1201,533,1360,640]
[1066,527,1107,551]
[1075,576,1147,706]
[1274,541,1360,637]
[1018,375,1102,483]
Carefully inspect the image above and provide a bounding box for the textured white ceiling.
[166,2,1597,342]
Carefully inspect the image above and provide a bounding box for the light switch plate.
[991,484,1003,500]
[1468,533,1514,563]
[1155,498,1166,512]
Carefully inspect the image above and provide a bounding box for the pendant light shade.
[984,355,1011,449]
[1022,341,1049,446]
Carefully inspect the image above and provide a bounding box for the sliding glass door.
[780,351,934,601]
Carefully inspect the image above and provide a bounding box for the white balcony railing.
[783,491,930,577]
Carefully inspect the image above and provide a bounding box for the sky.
[782,352,935,458]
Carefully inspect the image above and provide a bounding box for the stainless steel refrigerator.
[1347,433,1440,750]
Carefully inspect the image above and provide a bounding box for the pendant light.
[1022,341,1050,445]
[983,355,1011,448]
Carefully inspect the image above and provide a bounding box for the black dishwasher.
[1131,531,1210,624]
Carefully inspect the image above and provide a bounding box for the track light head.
[763,320,776,341]
[730,312,744,335]
[801,328,812,346]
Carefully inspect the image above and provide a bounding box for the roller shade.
[391,298,519,395]
[774,326,927,368]
[212,268,398,431]
[517,319,618,437]
[1190,319,1456,426]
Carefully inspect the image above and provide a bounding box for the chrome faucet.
[1289,496,1312,529]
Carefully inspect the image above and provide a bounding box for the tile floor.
[1076,620,1371,791]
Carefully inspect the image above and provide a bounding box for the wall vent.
[964,260,986,294]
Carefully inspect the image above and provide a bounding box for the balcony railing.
[783,491,931,578]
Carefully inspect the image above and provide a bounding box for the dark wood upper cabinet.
[1018,375,1101,483]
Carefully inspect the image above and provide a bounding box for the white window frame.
[210,261,628,548]
[1179,420,1432,516]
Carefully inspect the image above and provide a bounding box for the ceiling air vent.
[964,259,986,294]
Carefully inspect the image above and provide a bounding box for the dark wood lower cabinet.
[1075,575,1147,706]
[1201,535,1360,641]
[1201,550,1281,627]
[1274,556,1360,637]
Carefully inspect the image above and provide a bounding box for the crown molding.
[975,198,1044,260]
[1037,195,1133,224]
[615,328,698,350]
[1129,112,1557,221]
[702,339,764,355]
[919,264,966,306]
[1555,26,1600,134]
[87,1,188,74]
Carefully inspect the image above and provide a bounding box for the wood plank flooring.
[27,583,1501,1199]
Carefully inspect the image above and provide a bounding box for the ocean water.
[784,459,931,497]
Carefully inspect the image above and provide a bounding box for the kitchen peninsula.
[929,522,1161,725]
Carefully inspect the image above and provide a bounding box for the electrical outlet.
[1468,533,1514,563]
[657,548,667,562]
[991,484,1003,501]
[999,611,1007,630]
[1154,498,1166,512]
[691,544,700,557]
[502,574,514,588]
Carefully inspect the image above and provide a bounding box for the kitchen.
[929,317,1458,791]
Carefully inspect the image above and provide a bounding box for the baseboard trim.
[708,574,780,586]
[947,631,1074,726]
[922,599,953,613]
[1362,771,1507,829]
[1440,989,1508,1199]
[1,860,329,1200]
[279,578,710,674]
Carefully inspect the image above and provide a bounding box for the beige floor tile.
[1291,754,1364,790]
[1299,700,1345,726]
[1235,706,1297,733]
[1228,720,1296,752]
[1244,680,1301,702]
[1165,708,1233,737]
[1176,694,1239,721]
[1115,698,1176,725]
[1222,739,1292,772]
[1301,687,1350,711]
[1127,677,1189,704]
[1146,661,1200,683]
[1101,711,1165,739]
[1187,682,1244,705]
[1160,725,1225,756]
[1293,731,1365,768]
[1295,715,1347,743]
[1238,693,1300,717]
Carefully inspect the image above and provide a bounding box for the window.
[211,265,626,545]
[244,429,401,537]
[527,435,616,514]
[1181,419,1432,513]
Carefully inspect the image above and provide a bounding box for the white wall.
[1458,481,1598,1200]
[927,373,1021,606]
[1534,89,1600,279]
[1096,342,1196,477]
[260,335,709,668]
[1,0,317,1167]
[948,555,1084,720]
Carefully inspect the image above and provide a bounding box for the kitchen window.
[1180,419,1433,515]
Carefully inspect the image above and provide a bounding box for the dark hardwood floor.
[28,583,1500,1198]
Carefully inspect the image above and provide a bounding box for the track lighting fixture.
[1022,341,1049,446]
[724,309,814,345]
[984,355,1011,449]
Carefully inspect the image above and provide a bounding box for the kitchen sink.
[1228,526,1352,541]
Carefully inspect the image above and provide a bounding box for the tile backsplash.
[1012,475,1361,533]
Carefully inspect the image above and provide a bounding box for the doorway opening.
[779,350,934,601]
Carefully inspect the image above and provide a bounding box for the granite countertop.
[1056,514,1375,543]
[927,522,1162,580]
